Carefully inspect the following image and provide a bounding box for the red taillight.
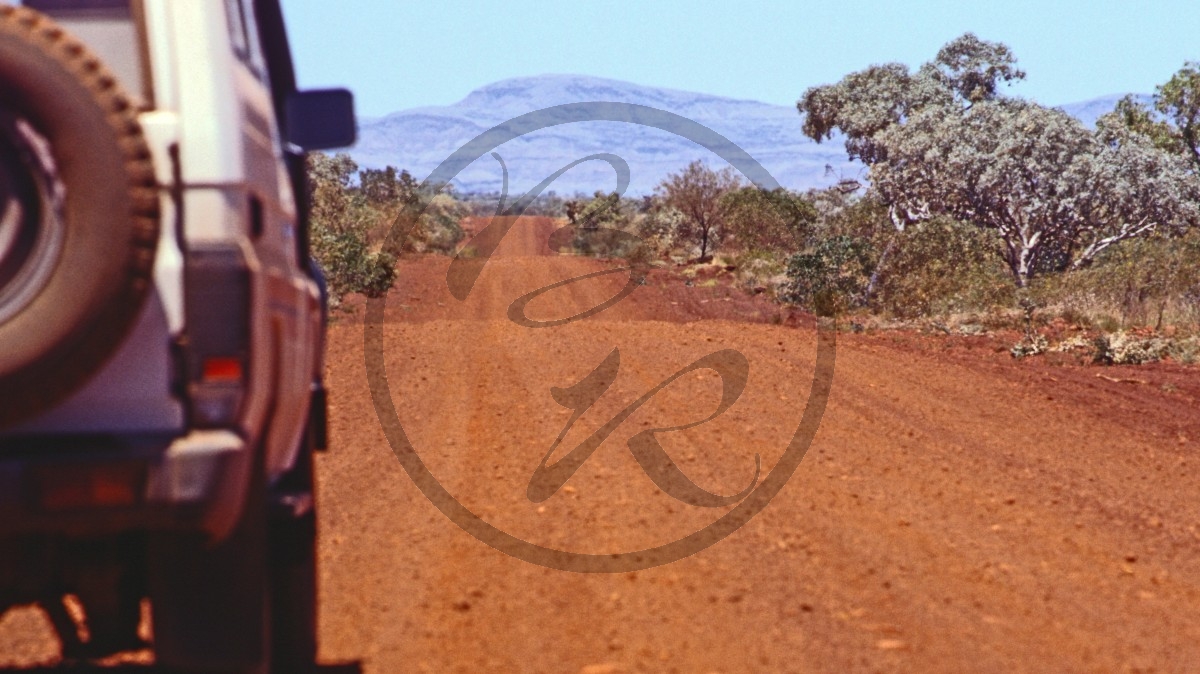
[201,356,243,382]
[33,463,145,511]
[184,244,250,427]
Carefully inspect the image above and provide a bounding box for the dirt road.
[3,216,1200,672]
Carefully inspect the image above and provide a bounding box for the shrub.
[1030,231,1200,331]
[562,191,656,265]
[307,154,472,305]
[783,235,873,316]
[412,192,467,254]
[721,186,816,254]
[636,202,683,257]
[872,217,1015,318]
[310,225,396,306]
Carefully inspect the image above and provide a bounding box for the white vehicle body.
[1,0,331,536]
[0,1,352,668]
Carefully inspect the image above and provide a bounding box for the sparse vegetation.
[798,33,1200,288]
[306,153,467,306]
[774,34,1200,362]
[305,42,1200,364]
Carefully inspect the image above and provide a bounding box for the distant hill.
[351,74,1146,196]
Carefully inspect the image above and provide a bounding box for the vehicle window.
[224,0,268,83]
[240,0,270,83]
[223,0,248,56]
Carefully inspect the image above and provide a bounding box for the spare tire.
[0,5,159,428]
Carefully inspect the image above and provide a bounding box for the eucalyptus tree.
[871,100,1200,286]
[1156,62,1200,168]
[1099,62,1200,170]
[797,33,1200,287]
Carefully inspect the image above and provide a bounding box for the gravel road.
[3,216,1199,673]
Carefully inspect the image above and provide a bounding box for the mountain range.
[350,74,1147,196]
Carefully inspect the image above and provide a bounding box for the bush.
[1094,333,1165,364]
[562,191,656,264]
[1030,232,1200,331]
[637,203,683,252]
[386,192,466,256]
[872,217,1015,318]
[311,225,396,306]
[306,154,472,305]
[721,187,816,254]
[783,235,873,316]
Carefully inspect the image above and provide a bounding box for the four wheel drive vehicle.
[0,0,355,671]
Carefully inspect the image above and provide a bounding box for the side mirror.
[285,88,356,151]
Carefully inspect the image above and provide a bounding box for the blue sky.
[280,0,1199,118]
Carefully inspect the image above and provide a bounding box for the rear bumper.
[0,430,251,539]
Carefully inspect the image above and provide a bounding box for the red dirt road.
[3,216,1200,672]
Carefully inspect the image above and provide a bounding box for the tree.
[720,187,817,253]
[925,32,1025,105]
[634,195,684,254]
[305,153,397,304]
[558,191,639,259]
[796,34,1200,287]
[359,165,420,207]
[1098,96,1184,157]
[1068,124,1200,266]
[657,160,742,261]
[798,33,1019,165]
[1156,61,1200,169]
[870,100,1091,285]
[570,191,632,229]
[871,99,1200,286]
[1101,62,1200,170]
[799,63,930,166]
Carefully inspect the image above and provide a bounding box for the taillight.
[201,356,244,382]
[183,244,250,428]
[32,462,146,511]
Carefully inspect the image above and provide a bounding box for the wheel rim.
[0,110,65,326]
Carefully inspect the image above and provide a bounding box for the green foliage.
[1030,231,1200,331]
[568,191,635,229]
[799,34,1200,288]
[359,165,420,207]
[562,191,644,260]
[1099,63,1199,171]
[927,32,1025,104]
[780,193,1012,318]
[721,187,817,254]
[310,226,396,303]
[569,224,648,261]
[636,200,684,254]
[783,235,873,316]
[1098,95,1186,157]
[306,152,359,230]
[657,160,743,260]
[871,218,1015,318]
[388,191,467,256]
[305,153,467,305]
[461,190,567,218]
[808,190,894,248]
[1154,61,1200,169]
